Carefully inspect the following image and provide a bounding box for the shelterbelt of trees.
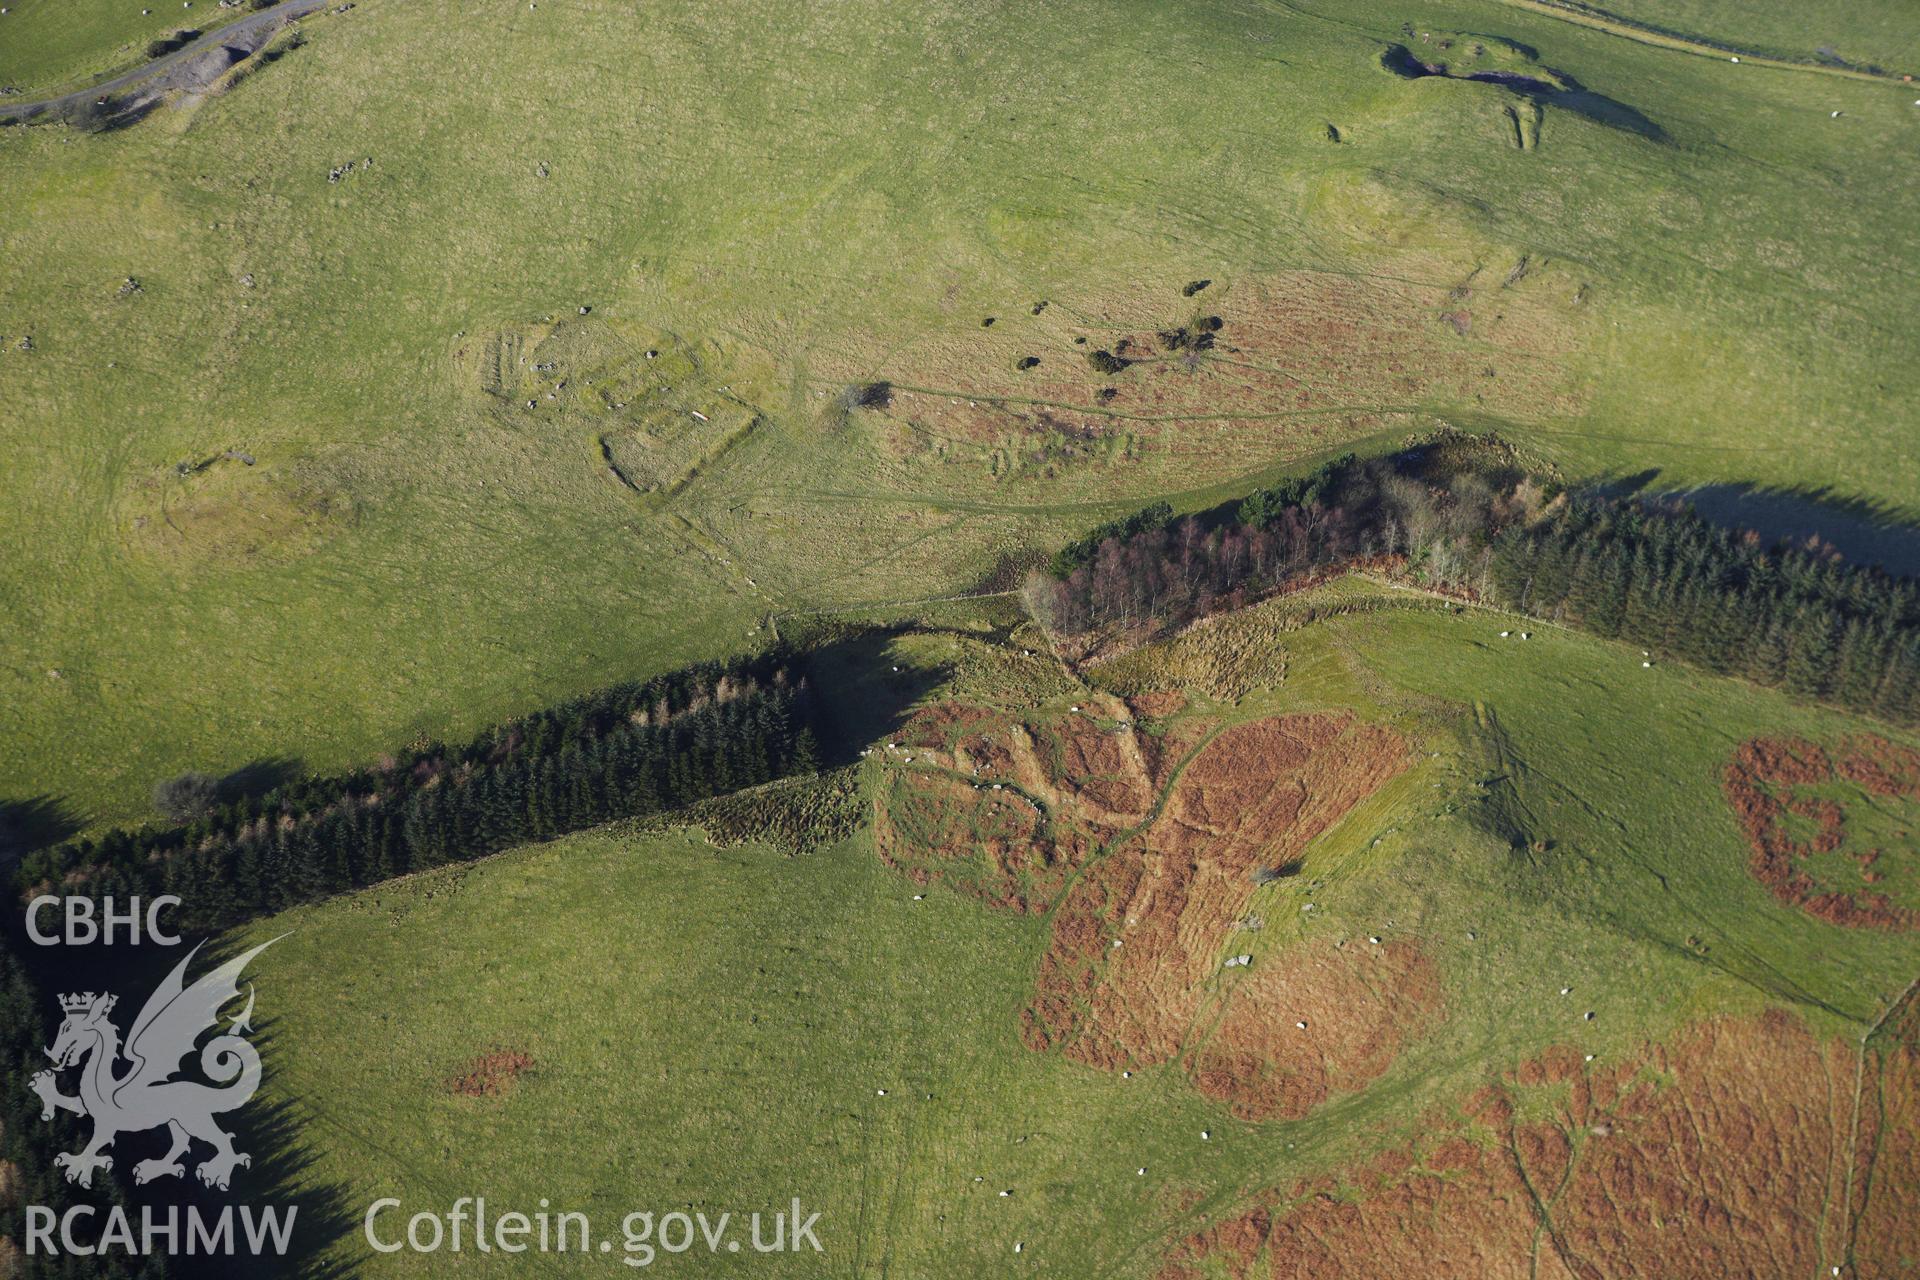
[12,656,821,934]
[1028,435,1920,726]
[0,947,161,1280]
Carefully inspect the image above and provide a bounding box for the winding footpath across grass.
[0,0,324,122]
[1496,0,1914,82]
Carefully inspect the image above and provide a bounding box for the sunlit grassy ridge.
[2,0,1917,827]
[235,589,1920,1275]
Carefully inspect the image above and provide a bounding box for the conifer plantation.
[1029,441,1920,724]
[14,658,821,933]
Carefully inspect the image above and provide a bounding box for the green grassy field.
[227,589,1920,1275]
[6,1,1920,1274]
[0,0,213,97]
[1571,0,1920,70]
[3,0,1919,832]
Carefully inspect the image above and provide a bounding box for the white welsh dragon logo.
[29,938,279,1192]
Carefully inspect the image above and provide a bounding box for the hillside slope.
[3,0,1918,827]
[233,589,1920,1276]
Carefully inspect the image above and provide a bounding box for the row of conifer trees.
[1488,498,1920,721]
[1030,439,1920,725]
[12,656,821,933]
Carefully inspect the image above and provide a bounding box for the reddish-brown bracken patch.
[1186,940,1441,1121]
[873,696,1163,914]
[1128,690,1189,720]
[879,698,1432,1119]
[1030,716,1425,1093]
[900,701,999,752]
[1160,1010,1903,1279]
[830,267,1588,491]
[448,1050,534,1098]
[1724,734,1920,930]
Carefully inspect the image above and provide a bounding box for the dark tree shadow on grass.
[1592,470,1920,580]
[796,629,957,766]
[0,794,83,861]
[1379,44,1664,139]
[6,932,358,1278]
[220,757,306,805]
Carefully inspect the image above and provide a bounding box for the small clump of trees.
[153,771,220,822]
[1028,450,1463,635]
[145,29,199,59]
